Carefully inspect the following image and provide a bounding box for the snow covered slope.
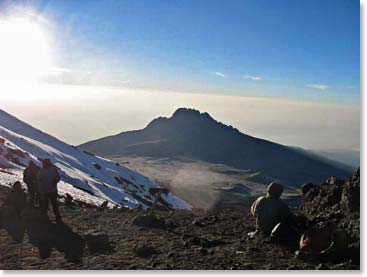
[0,109,190,210]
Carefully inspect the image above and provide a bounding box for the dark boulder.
[132,214,166,229]
[134,243,158,258]
[84,231,114,254]
[192,219,206,227]
[301,183,317,195]
[341,177,360,213]
[93,163,102,170]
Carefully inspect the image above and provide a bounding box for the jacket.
[37,165,61,194]
[251,195,291,235]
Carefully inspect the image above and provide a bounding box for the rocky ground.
[0,171,360,270]
[300,169,360,240]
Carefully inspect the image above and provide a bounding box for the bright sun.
[0,17,52,86]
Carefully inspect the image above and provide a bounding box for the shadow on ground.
[1,206,85,263]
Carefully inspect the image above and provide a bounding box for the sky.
[0,0,360,150]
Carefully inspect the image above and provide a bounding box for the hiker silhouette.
[4,181,27,216]
[23,161,40,206]
[0,182,27,243]
[37,158,62,222]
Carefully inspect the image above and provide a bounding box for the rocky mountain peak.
[171,108,215,122]
[145,108,217,130]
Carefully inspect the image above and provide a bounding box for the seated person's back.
[251,182,290,235]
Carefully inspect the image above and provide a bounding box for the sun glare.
[0,17,52,87]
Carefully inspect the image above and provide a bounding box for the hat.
[267,182,283,198]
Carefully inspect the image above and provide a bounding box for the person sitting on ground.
[4,181,27,216]
[23,161,40,206]
[37,158,62,222]
[248,182,291,237]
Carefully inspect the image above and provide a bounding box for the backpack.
[300,225,334,253]
[24,165,39,185]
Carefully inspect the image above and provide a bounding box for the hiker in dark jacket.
[5,181,27,216]
[23,161,40,206]
[37,159,62,222]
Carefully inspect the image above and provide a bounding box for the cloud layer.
[241,75,262,81]
[1,84,359,151]
[306,84,329,90]
[211,72,226,78]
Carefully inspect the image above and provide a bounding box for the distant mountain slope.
[289,146,358,172]
[310,149,359,170]
[80,108,352,186]
[0,109,190,210]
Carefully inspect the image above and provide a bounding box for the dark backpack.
[24,165,40,186]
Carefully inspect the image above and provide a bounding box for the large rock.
[134,243,158,258]
[300,169,359,221]
[84,231,114,254]
[341,169,360,213]
[299,169,360,265]
[132,214,166,229]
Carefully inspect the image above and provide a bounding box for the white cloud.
[241,74,262,81]
[306,84,329,90]
[48,67,72,74]
[345,85,355,89]
[211,72,226,78]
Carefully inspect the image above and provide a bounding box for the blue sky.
[0,0,360,149]
[0,0,360,104]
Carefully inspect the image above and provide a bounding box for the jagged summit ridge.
[146,108,218,130]
[172,108,213,120]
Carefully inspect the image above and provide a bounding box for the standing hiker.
[248,182,291,237]
[37,158,62,222]
[23,161,40,206]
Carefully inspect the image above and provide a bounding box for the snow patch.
[0,109,191,210]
